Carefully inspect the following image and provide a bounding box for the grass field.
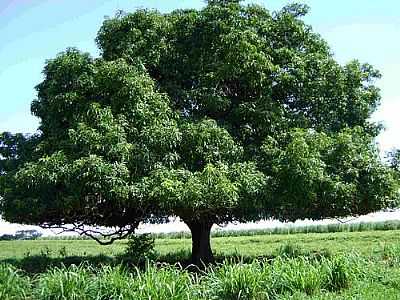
[1,229,400,299]
[1,229,399,260]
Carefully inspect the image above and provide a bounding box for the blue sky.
[0,0,399,154]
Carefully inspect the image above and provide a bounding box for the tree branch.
[40,222,138,245]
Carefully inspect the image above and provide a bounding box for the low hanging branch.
[40,222,139,245]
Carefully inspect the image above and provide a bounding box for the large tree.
[1,0,398,264]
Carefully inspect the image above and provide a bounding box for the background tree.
[1,0,398,264]
[387,149,400,185]
[388,149,400,172]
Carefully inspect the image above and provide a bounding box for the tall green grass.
[0,253,365,300]
[0,264,31,300]
[35,264,95,300]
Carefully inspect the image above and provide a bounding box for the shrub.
[123,234,157,265]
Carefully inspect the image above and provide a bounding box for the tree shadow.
[0,251,271,274]
[0,254,116,274]
[0,244,332,274]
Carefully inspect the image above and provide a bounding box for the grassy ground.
[5,253,397,300]
[1,229,398,260]
[1,230,400,299]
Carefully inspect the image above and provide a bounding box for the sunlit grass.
[0,253,378,300]
[1,230,399,261]
[1,229,400,299]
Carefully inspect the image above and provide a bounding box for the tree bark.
[186,220,214,265]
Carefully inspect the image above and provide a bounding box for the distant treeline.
[0,229,42,241]
[36,220,400,241]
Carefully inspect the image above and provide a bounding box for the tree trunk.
[186,220,214,265]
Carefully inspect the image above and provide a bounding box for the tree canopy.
[1,0,398,264]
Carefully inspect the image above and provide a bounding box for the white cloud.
[373,96,400,153]
[0,110,39,134]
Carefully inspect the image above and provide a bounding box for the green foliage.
[260,128,399,221]
[388,149,400,180]
[0,132,40,201]
[1,0,398,263]
[147,162,265,223]
[123,234,157,265]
